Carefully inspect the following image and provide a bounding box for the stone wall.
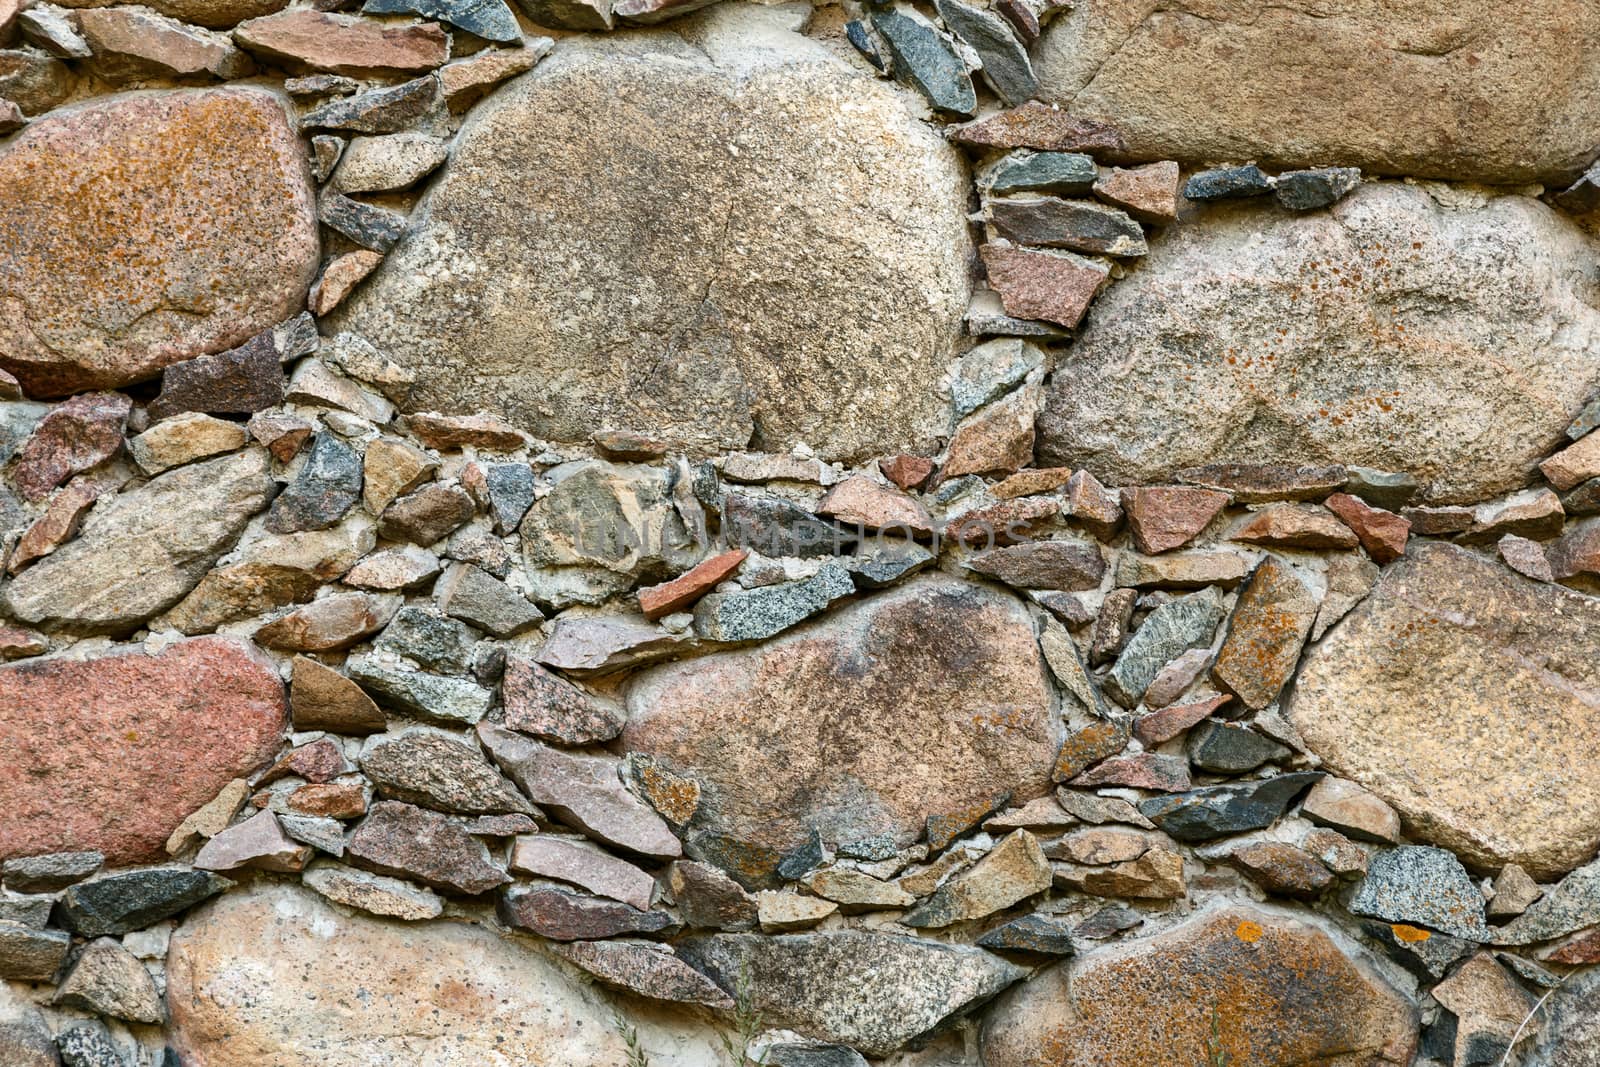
[1,0,1599,1064]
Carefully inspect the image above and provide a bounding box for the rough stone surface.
[981,905,1417,1066]
[965,540,1105,591]
[11,392,129,500]
[1349,846,1489,940]
[1290,543,1600,878]
[1301,777,1400,845]
[679,930,1025,1057]
[553,940,733,1009]
[502,656,623,745]
[58,869,229,937]
[510,835,654,910]
[235,10,447,76]
[360,731,531,815]
[497,883,670,941]
[193,810,310,874]
[1033,1,1600,183]
[625,576,1057,862]
[1105,587,1223,707]
[1122,487,1228,554]
[168,882,718,1065]
[289,657,385,734]
[4,449,273,633]
[345,800,508,895]
[335,9,970,462]
[55,936,164,1022]
[0,88,318,396]
[1038,185,1600,503]
[1212,556,1317,710]
[905,830,1051,927]
[0,637,285,865]
[1139,772,1323,843]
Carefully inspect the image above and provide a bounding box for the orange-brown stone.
[0,88,318,396]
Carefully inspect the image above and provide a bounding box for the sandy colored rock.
[309,251,383,317]
[982,904,1416,1066]
[1301,776,1400,844]
[130,412,246,475]
[1230,505,1358,550]
[50,0,288,29]
[0,637,285,865]
[1290,542,1600,878]
[1033,0,1600,184]
[625,576,1057,864]
[1039,185,1600,503]
[334,6,970,462]
[1211,556,1317,710]
[0,88,318,396]
[235,9,448,76]
[76,6,253,82]
[5,449,273,633]
[167,882,720,1066]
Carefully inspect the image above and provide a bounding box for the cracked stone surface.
[333,4,970,462]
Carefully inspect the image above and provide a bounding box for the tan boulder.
[1289,542,1600,878]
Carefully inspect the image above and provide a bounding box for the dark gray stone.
[362,0,520,41]
[869,8,976,117]
[987,197,1148,257]
[1274,167,1361,211]
[265,431,361,534]
[360,730,533,815]
[693,563,854,641]
[844,20,885,72]
[484,463,535,534]
[723,493,853,559]
[1534,965,1600,1064]
[966,540,1105,591]
[1,850,102,893]
[374,606,476,673]
[950,337,1044,423]
[986,151,1098,196]
[934,0,1036,106]
[301,76,440,134]
[0,894,53,928]
[0,922,69,980]
[1348,846,1490,941]
[1186,719,1291,774]
[1183,164,1273,200]
[975,914,1075,956]
[1072,904,1143,939]
[677,931,1026,1057]
[849,540,934,589]
[148,327,287,421]
[435,562,543,637]
[346,654,493,724]
[1138,771,1323,843]
[1360,920,1474,982]
[318,193,407,254]
[56,869,229,937]
[765,1043,869,1067]
[1344,467,1420,510]
[1104,587,1224,708]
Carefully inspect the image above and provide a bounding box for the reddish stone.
[402,411,527,451]
[1400,504,1473,536]
[0,624,47,661]
[502,655,625,744]
[193,809,310,873]
[8,480,99,573]
[1122,486,1229,554]
[950,102,1127,153]
[234,10,448,76]
[287,782,367,819]
[497,883,671,941]
[149,328,287,421]
[1093,161,1181,225]
[309,250,383,317]
[346,801,508,895]
[1230,504,1360,550]
[1325,493,1411,564]
[943,496,1060,546]
[247,411,313,461]
[879,454,933,490]
[253,593,390,652]
[993,466,1073,499]
[817,477,932,535]
[1542,927,1600,965]
[592,429,670,460]
[994,0,1039,43]
[12,393,130,501]
[259,738,351,785]
[1212,556,1317,710]
[288,657,386,735]
[1230,842,1335,899]
[1065,468,1124,539]
[943,384,1038,479]
[77,7,253,82]
[639,549,749,621]
[1134,693,1231,747]
[980,243,1109,328]
[0,637,286,865]
[1068,753,1192,792]
[1500,534,1555,582]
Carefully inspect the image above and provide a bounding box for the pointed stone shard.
[870,6,976,117]
[1211,556,1316,710]
[1138,772,1323,843]
[552,940,733,1009]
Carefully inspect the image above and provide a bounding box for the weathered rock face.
[0,87,318,396]
[333,6,970,461]
[1033,0,1600,184]
[981,905,1417,1066]
[0,637,286,865]
[166,883,722,1066]
[1037,184,1600,503]
[1289,543,1600,879]
[3,448,274,633]
[625,576,1057,863]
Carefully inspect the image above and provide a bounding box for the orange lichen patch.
[1391,924,1432,943]
[1234,919,1264,943]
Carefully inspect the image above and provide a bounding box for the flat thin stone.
[360,731,532,815]
[345,801,509,895]
[1138,772,1323,843]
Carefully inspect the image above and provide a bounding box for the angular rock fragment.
[361,731,531,815]
[254,591,391,652]
[1349,846,1489,941]
[1230,504,1358,549]
[235,10,447,76]
[497,883,669,941]
[1184,164,1273,200]
[986,151,1097,197]
[1187,720,1290,774]
[347,654,492,724]
[536,614,691,674]
[289,656,385,734]
[639,548,748,620]
[1494,857,1600,945]
[934,0,1035,106]
[510,835,653,910]
[1105,587,1223,707]
[193,811,310,874]
[1069,753,1191,792]
[78,7,253,82]
[988,197,1148,256]
[302,861,441,920]
[478,724,681,859]
[1091,160,1179,224]
[301,74,439,134]
[1323,492,1409,563]
[54,937,162,1023]
[692,563,854,642]
[0,924,69,980]
[1122,486,1229,553]
[346,801,508,895]
[817,476,931,535]
[669,861,758,930]
[679,930,1026,1057]
[980,243,1109,327]
[58,869,229,937]
[966,540,1103,591]
[503,657,623,745]
[439,41,550,109]
[757,891,836,932]
[722,492,850,559]
[1300,777,1399,845]
[553,940,732,1009]
[11,392,129,501]
[1138,772,1323,843]
[1274,167,1362,211]
[869,6,975,117]
[950,101,1126,153]
[1212,556,1316,710]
